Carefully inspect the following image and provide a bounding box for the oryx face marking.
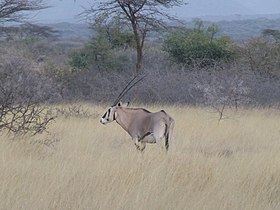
[100,107,115,124]
[100,102,129,124]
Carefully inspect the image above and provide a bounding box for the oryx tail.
[165,115,175,151]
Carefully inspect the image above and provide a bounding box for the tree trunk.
[136,45,143,74]
[131,17,143,75]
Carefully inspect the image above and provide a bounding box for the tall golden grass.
[1,104,280,210]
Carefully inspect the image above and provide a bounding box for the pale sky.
[33,0,280,23]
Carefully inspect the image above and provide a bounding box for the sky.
[33,0,280,23]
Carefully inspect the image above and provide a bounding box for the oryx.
[100,76,175,152]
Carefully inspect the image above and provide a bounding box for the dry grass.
[1,104,280,210]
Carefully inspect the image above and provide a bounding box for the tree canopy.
[82,0,185,73]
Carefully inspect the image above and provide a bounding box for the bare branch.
[0,86,55,136]
[0,0,47,23]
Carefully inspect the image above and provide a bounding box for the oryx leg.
[139,142,146,152]
[133,137,146,152]
[153,122,167,151]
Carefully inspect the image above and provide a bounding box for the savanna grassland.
[1,104,280,210]
[1,2,280,209]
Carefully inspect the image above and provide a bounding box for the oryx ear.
[123,102,130,107]
[117,101,129,107]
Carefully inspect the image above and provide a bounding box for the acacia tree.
[83,0,185,74]
[0,0,45,23]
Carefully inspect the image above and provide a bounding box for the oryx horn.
[112,74,146,106]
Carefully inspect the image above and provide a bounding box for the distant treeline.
[40,17,280,41]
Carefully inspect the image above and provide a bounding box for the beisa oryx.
[100,75,175,152]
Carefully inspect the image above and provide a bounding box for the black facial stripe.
[113,111,116,121]
[108,108,111,118]
[102,113,107,118]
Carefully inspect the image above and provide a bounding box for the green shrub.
[69,35,132,71]
[262,29,280,42]
[93,16,135,49]
[69,17,136,72]
[163,22,235,67]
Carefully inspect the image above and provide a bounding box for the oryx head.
[100,74,145,125]
[100,102,129,124]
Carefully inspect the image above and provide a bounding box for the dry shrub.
[53,104,98,119]
[0,41,57,136]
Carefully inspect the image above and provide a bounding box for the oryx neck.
[115,108,132,133]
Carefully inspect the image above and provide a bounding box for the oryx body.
[100,102,174,152]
